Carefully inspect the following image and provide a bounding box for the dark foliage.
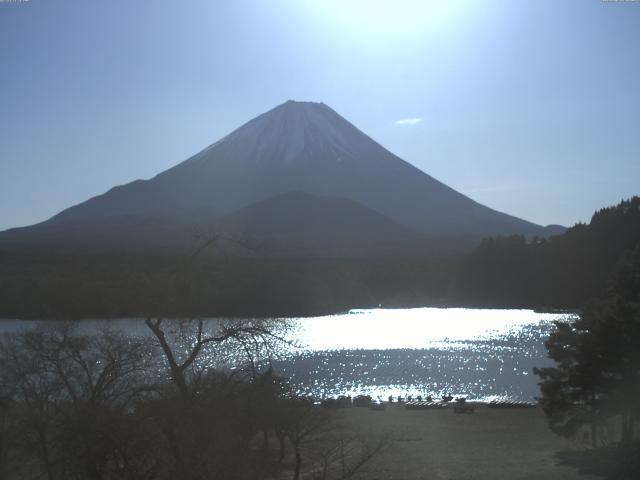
[555,442,640,480]
[453,196,640,308]
[0,250,461,319]
[535,245,640,453]
[0,321,389,480]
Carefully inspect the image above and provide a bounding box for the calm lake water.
[0,308,574,401]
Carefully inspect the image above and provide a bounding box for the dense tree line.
[0,250,460,319]
[452,197,640,308]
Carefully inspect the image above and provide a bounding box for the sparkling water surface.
[276,308,572,401]
[0,308,574,401]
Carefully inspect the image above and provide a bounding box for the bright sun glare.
[305,0,467,41]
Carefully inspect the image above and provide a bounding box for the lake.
[0,307,573,401]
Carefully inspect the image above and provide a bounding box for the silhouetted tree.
[0,323,156,479]
[144,317,287,403]
[535,245,640,447]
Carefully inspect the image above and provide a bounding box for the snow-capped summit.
[187,100,371,167]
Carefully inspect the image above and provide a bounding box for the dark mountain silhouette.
[0,100,561,253]
[215,191,421,256]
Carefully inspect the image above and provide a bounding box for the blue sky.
[0,0,638,230]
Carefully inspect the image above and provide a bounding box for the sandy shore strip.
[336,403,600,480]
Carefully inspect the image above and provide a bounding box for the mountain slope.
[215,191,421,256]
[1,100,559,251]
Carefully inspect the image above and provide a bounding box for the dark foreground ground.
[338,404,599,480]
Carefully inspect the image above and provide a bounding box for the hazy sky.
[1,0,638,230]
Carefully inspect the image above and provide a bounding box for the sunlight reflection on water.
[277,307,574,401]
[0,307,575,401]
[287,307,564,350]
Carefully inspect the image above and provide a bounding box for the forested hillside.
[0,250,459,319]
[452,197,640,308]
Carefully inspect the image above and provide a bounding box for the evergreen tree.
[535,245,640,447]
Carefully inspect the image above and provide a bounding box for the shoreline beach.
[335,403,599,480]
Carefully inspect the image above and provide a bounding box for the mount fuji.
[0,101,562,254]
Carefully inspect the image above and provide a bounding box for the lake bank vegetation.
[0,319,390,480]
[535,244,640,478]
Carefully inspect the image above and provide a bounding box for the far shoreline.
[0,303,580,322]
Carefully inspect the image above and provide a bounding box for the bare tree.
[275,398,392,480]
[308,432,389,480]
[0,395,8,480]
[144,317,290,403]
[0,323,157,480]
[281,398,331,480]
